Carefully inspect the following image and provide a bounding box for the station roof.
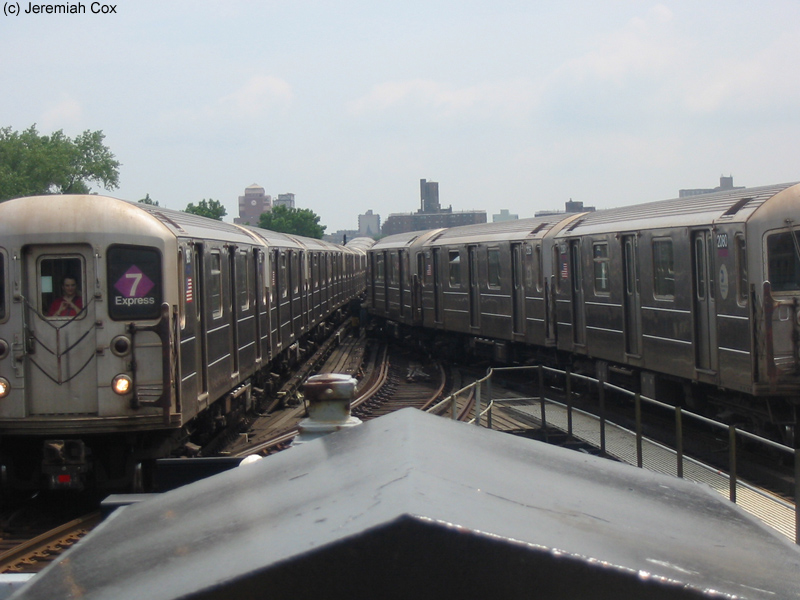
[13,409,800,600]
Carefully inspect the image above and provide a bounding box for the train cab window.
[487,248,501,288]
[653,239,675,299]
[767,230,800,292]
[593,242,610,295]
[108,246,162,321]
[448,251,461,287]
[210,252,222,318]
[735,234,748,304]
[0,253,5,321]
[40,257,85,319]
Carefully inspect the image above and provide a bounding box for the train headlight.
[112,374,133,395]
[0,339,8,360]
[0,377,10,399]
[110,335,132,357]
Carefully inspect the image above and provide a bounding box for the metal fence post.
[538,365,548,442]
[486,373,493,430]
[729,426,737,504]
[675,406,684,479]
[795,447,799,545]
[474,382,481,426]
[565,366,573,437]
[598,377,606,455]
[635,392,643,468]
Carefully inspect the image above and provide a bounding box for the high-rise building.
[382,179,486,236]
[679,175,744,198]
[493,209,518,223]
[358,209,381,237]
[235,184,271,225]
[274,193,296,209]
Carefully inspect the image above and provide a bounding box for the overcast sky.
[2,1,799,233]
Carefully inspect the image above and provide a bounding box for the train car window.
[107,246,162,320]
[652,239,675,299]
[767,231,800,292]
[536,245,544,292]
[40,257,85,319]
[390,253,400,286]
[292,253,300,295]
[487,248,501,288]
[0,253,5,321]
[210,252,223,318]
[448,251,461,287]
[694,238,706,299]
[554,245,563,293]
[386,253,394,285]
[236,251,249,311]
[280,253,288,299]
[418,253,426,286]
[735,235,747,304]
[592,243,610,295]
[178,248,186,330]
[376,253,385,283]
[523,244,534,289]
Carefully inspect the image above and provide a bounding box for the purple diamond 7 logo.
[115,265,155,298]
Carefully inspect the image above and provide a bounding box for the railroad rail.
[0,511,102,575]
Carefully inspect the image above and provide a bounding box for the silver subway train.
[0,194,371,492]
[368,182,800,444]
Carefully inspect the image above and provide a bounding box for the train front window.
[767,230,800,292]
[107,246,162,320]
[40,257,85,319]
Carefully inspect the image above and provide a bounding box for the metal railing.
[429,363,800,545]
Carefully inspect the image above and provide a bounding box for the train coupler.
[42,439,89,490]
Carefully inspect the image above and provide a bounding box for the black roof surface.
[12,409,800,600]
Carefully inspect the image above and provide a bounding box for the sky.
[2,1,799,234]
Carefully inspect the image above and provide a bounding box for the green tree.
[0,125,120,201]
[184,198,227,221]
[258,204,326,239]
[138,193,158,206]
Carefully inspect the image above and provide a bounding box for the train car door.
[23,245,99,415]
[511,243,525,336]
[469,246,480,329]
[253,249,264,363]
[178,245,201,410]
[692,230,718,372]
[569,240,586,346]
[193,244,209,397]
[622,235,642,356]
[228,248,240,376]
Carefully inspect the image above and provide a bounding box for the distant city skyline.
[5,3,797,233]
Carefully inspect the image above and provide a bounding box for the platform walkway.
[490,393,797,542]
